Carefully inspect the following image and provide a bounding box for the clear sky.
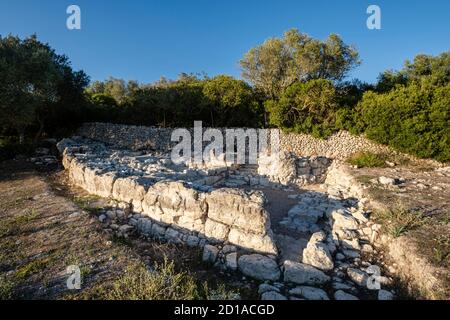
[1,0,449,84]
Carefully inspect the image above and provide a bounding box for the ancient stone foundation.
[59,137,278,255]
[57,132,401,301]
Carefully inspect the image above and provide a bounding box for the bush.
[79,258,239,300]
[347,152,387,168]
[266,79,338,138]
[355,80,450,162]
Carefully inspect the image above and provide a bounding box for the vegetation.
[0,32,448,162]
[265,79,338,138]
[347,152,388,168]
[374,209,426,238]
[0,35,89,142]
[240,28,360,99]
[79,258,239,300]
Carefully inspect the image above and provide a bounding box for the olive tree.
[240,28,360,98]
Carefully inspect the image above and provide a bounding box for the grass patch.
[0,209,40,238]
[75,258,239,300]
[0,275,14,299]
[73,195,102,214]
[374,209,427,238]
[432,234,450,265]
[15,259,50,280]
[347,152,388,168]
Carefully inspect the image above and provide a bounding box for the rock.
[347,268,368,287]
[258,284,280,295]
[238,254,280,281]
[261,291,287,300]
[309,231,327,242]
[225,252,238,271]
[186,235,199,247]
[202,245,219,264]
[378,176,397,186]
[118,224,133,233]
[106,210,116,219]
[98,214,107,223]
[302,237,334,271]
[332,282,354,291]
[341,239,361,251]
[334,290,359,300]
[222,245,237,254]
[331,210,359,230]
[289,286,329,300]
[361,244,374,253]
[336,253,345,261]
[288,205,324,224]
[135,218,152,234]
[163,228,182,243]
[204,219,230,242]
[378,289,395,300]
[283,260,330,285]
[342,249,360,259]
[228,228,277,255]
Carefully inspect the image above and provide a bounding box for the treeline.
[84,74,265,128]
[0,30,449,161]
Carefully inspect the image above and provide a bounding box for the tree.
[375,51,450,92]
[0,34,89,142]
[356,78,450,162]
[265,79,338,138]
[240,28,360,98]
[202,75,262,127]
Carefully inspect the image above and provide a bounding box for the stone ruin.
[56,125,396,300]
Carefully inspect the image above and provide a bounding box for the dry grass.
[374,209,427,238]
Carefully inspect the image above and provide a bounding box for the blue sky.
[1,0,449,84]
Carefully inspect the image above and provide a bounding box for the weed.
[347,152,388,168]
[374,209,426,237]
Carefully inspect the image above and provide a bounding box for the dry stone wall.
[58,138,277,255]
[77,122,394,160]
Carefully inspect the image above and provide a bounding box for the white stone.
[347,268,368,287]
[334,290,359,300]
[258,284,280,295]
[202,245,219,264]
[302,240,334,271]
[283,260,330,285]
[289,286,329,300]
[378,289,395,300]
[238,254,280,281]
[225,252,238,271]
[261,291,287,300]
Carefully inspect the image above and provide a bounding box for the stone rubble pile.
[257,152,331,185]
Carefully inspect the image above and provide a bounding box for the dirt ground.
[350,164,450,280]
[0,159,255,300]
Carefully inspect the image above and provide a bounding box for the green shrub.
[266,79,338,139]
[347,152,387,168]
[79,258,239,300]
[355,80,450,162]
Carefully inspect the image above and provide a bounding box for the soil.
[0,159,257,299]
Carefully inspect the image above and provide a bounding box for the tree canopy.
[240,28,360,98]
[0,34,89,141]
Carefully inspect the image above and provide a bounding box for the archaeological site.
[47,122,448,301]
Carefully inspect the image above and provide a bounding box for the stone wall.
[279,131,393,160]
[59,138,277,255]
[77,122,394,161]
